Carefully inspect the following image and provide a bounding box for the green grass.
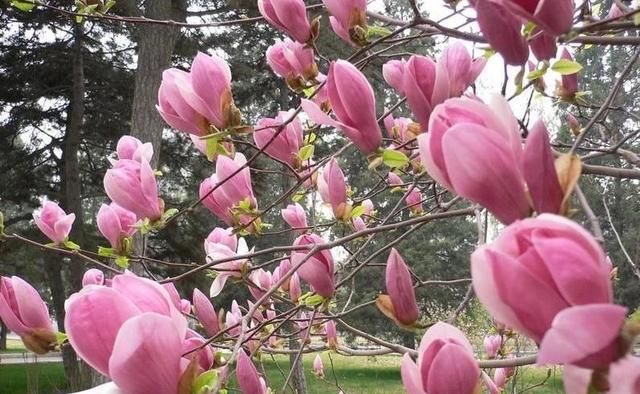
[0,363,67,394]
[0,353,564,394]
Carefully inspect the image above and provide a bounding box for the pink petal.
[425,343,480,394]
[65,287,141,376]
[538,304,627,366]
[109,313,185,394]
[532,235,612,305]
[522,121,564,214]
[473,0,529,65]
[442,124,529,224]
[301,99,339,127]
[400,354,424,394]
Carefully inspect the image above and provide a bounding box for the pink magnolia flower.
[405,187,423,215]
[323,0,368,46]
[224,300,244,337]
[469,0,574,65]
[204,227,238,255]
[378,248,419,327]
[563,356,640,394]
[317,158,349,220]
[65,273,186,377]
[207,236,252,297]
[325,320,338,349]
[301,60,383,154]
[472,214,627,369]
[383,42,484,130]
[182,331,214,371]
[248,268,273,301]
[439,41,486,97]
[556,48,580,100]
[493,366,514,390]
[157,52,236,136]
[289,272,302,302]
[104,158,164,221]
[199,152,258,229]
[483,335,502,359]
[192,288,221,337]
[383,113,421,148]
[607,3,625,19]
[388,172,404,187]
[401,322,480,394]
[254,110,304,167]
[272,259,292,291]
[156,68,210,136]
[292,234,335,297]
[237,349,268,394]
[313,354,325,378]
[351,216,366,232]
[266,39,318,87]
[96,203,137,251]
[0,276,56,354]
[82,269,105,287]
[258,0,313,43]
[282,203,308,230]
[418,95,563,224]
[115,136,153,163]
[109,313,189,394]
[33,201,75,244]
[529,27,557,61]
[567,113,581,135]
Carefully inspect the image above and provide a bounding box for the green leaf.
[382,149,409,169]
[104,0,116,12]
[551,59,583,75]
[55,332,68,346]
[366,25,392,38]
[98,246,114,257]
[300,292,326,307]
[115,255,129,269]
[206,138,219,161]
[304,132,317,145]
[298,144,314,161]
[526,68,547,80]
[11,1,36,12]
[350,204,365,219]
[522,21,536,37]
[634,12,640,26]
[161,208,179,221]
[0,211,4,235]
[64,240,81,250]
[302,86,316,98]
[292,191,305,203]
[193,370,219,394]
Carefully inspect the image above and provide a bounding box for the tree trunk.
[44,256,84,390]
[129,0,186,168]
[45,22,90,391]
[278,81,308,394]
[0,321,7,350]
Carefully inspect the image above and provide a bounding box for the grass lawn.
[0,363,67,394]
[0,353,564,394]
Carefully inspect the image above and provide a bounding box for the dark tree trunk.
[0,321,7,350]
[129,0,186,168]
[44,256,84,390]
[401,331,416,349]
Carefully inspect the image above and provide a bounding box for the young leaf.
[11,1,36,12]
[382,149,409,169]
[115,255,130,269]
[551,59,583,75]
[98,246,114,257]
[350,204,365,219]
[298,144,315,161]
